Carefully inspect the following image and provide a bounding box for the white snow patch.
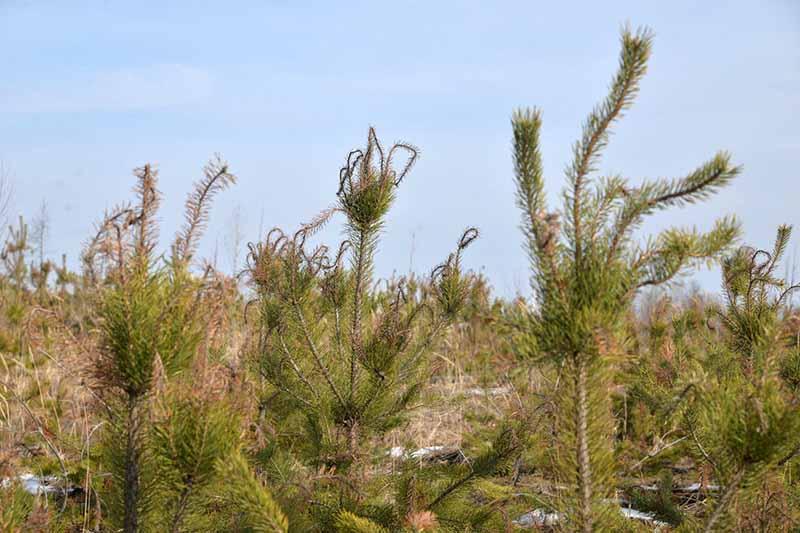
[464,386,511,397]
[513,509,560,527]
[514,504,671,528]
[389,446,406,459]
[409,446,446,459]
[620,506,668,526]
[2,474,63,495]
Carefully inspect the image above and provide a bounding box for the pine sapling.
[511,26,740,531]
[686,225,800,532]
[90,159,237,532]
[247,128,485,529]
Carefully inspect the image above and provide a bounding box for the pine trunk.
[123,398,142,533]
[576,356,593,533]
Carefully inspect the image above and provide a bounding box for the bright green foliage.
[0,483,33,532]
[216,452,289,533]
[151,395,240,532]
[686,226,800,532]
[98,267,202,399]
[511,27,740,531]
[335,511,389,533]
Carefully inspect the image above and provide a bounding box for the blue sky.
[0,0,798,297]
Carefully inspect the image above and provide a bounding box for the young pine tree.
[511,27,740,531]
[91,159,286,532]
[247,128,512,531]
[93,164,197,532]
[685,226,800,532]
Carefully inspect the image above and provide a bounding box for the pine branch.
[426,426,519,511]
[174,154,236,264]
[566,26,652,263]
[276,333,322,403]
[334,511,389,533]
[635,216,741,289]
[291,298,346,409]
[512,107,546,257]
[217,452,289,533]
[607,154,740,265]
[648,152,740,209]
[512,108,565,294]
[132,164,161,268]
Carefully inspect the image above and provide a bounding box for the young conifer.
[89,159,263,532]
[247,128,506,530]
[685,226,800,532]
[2,217,30,295]
[511,27,740,531]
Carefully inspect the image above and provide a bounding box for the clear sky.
[0,0,797,297]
